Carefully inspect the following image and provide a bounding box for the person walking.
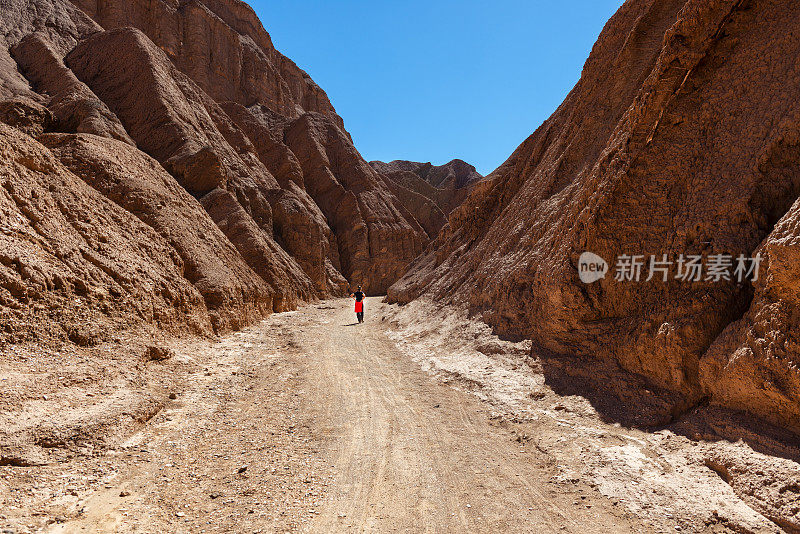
[351,285,365,323]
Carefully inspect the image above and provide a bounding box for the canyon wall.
[372,159,482,238]
[389,0,800,434]
[0,0,428,343]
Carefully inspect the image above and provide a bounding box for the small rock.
[146,346,174,362]
[119,491,130,497]
[176,512,185,518]
[168,393,177,400]
[238,465,248,473]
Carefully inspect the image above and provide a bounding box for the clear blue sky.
[249,1,625,175]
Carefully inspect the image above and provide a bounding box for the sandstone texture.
[0,0,99,101]
[40,132,273,330]
[284,113,427,293]
[0,122,213,345]
[12,33,134,145]
[389,0,800,437]
[372,159,483,238]
[68,0,345,131]
[0,0,428,346]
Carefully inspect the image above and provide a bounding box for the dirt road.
[302,298,636,532]
[33,297,638,533]
[7,295,788,533]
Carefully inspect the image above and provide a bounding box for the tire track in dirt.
[300,298,638,533]
[38,298,641,533]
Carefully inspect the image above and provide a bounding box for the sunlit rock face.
[389,0,800,432]
[0,0,430,347]
[371,159,483,238]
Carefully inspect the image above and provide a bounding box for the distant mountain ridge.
[372,159,482,238]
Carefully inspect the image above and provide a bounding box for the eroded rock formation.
[40,132,274,330]
[285,113,427,293]
[0,120,216,345]
[67,0,346,131]
[0,0,428,342]
[389,0,800,435]
[372,159,482,238]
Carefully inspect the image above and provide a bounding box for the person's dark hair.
[357,285,362,290]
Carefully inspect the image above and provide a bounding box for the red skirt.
[355,301,363,313]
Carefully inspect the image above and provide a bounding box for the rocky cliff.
[389,0,800,436]
[0,0,427,342]
[372,159,483,238]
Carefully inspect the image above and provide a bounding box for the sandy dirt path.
[302,297,637,533]
[32,297,639,533]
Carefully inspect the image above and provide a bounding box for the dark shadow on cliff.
[669,406,800,464]
[535,348,800,463]
[535,348,688,428]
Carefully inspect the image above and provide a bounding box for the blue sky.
[249,1,625,175]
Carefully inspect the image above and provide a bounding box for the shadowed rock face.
[389,0,800,433]
[220,102,347,296]
[0,0,428,342]
[371,159,483,238]
[285,113,428,294]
